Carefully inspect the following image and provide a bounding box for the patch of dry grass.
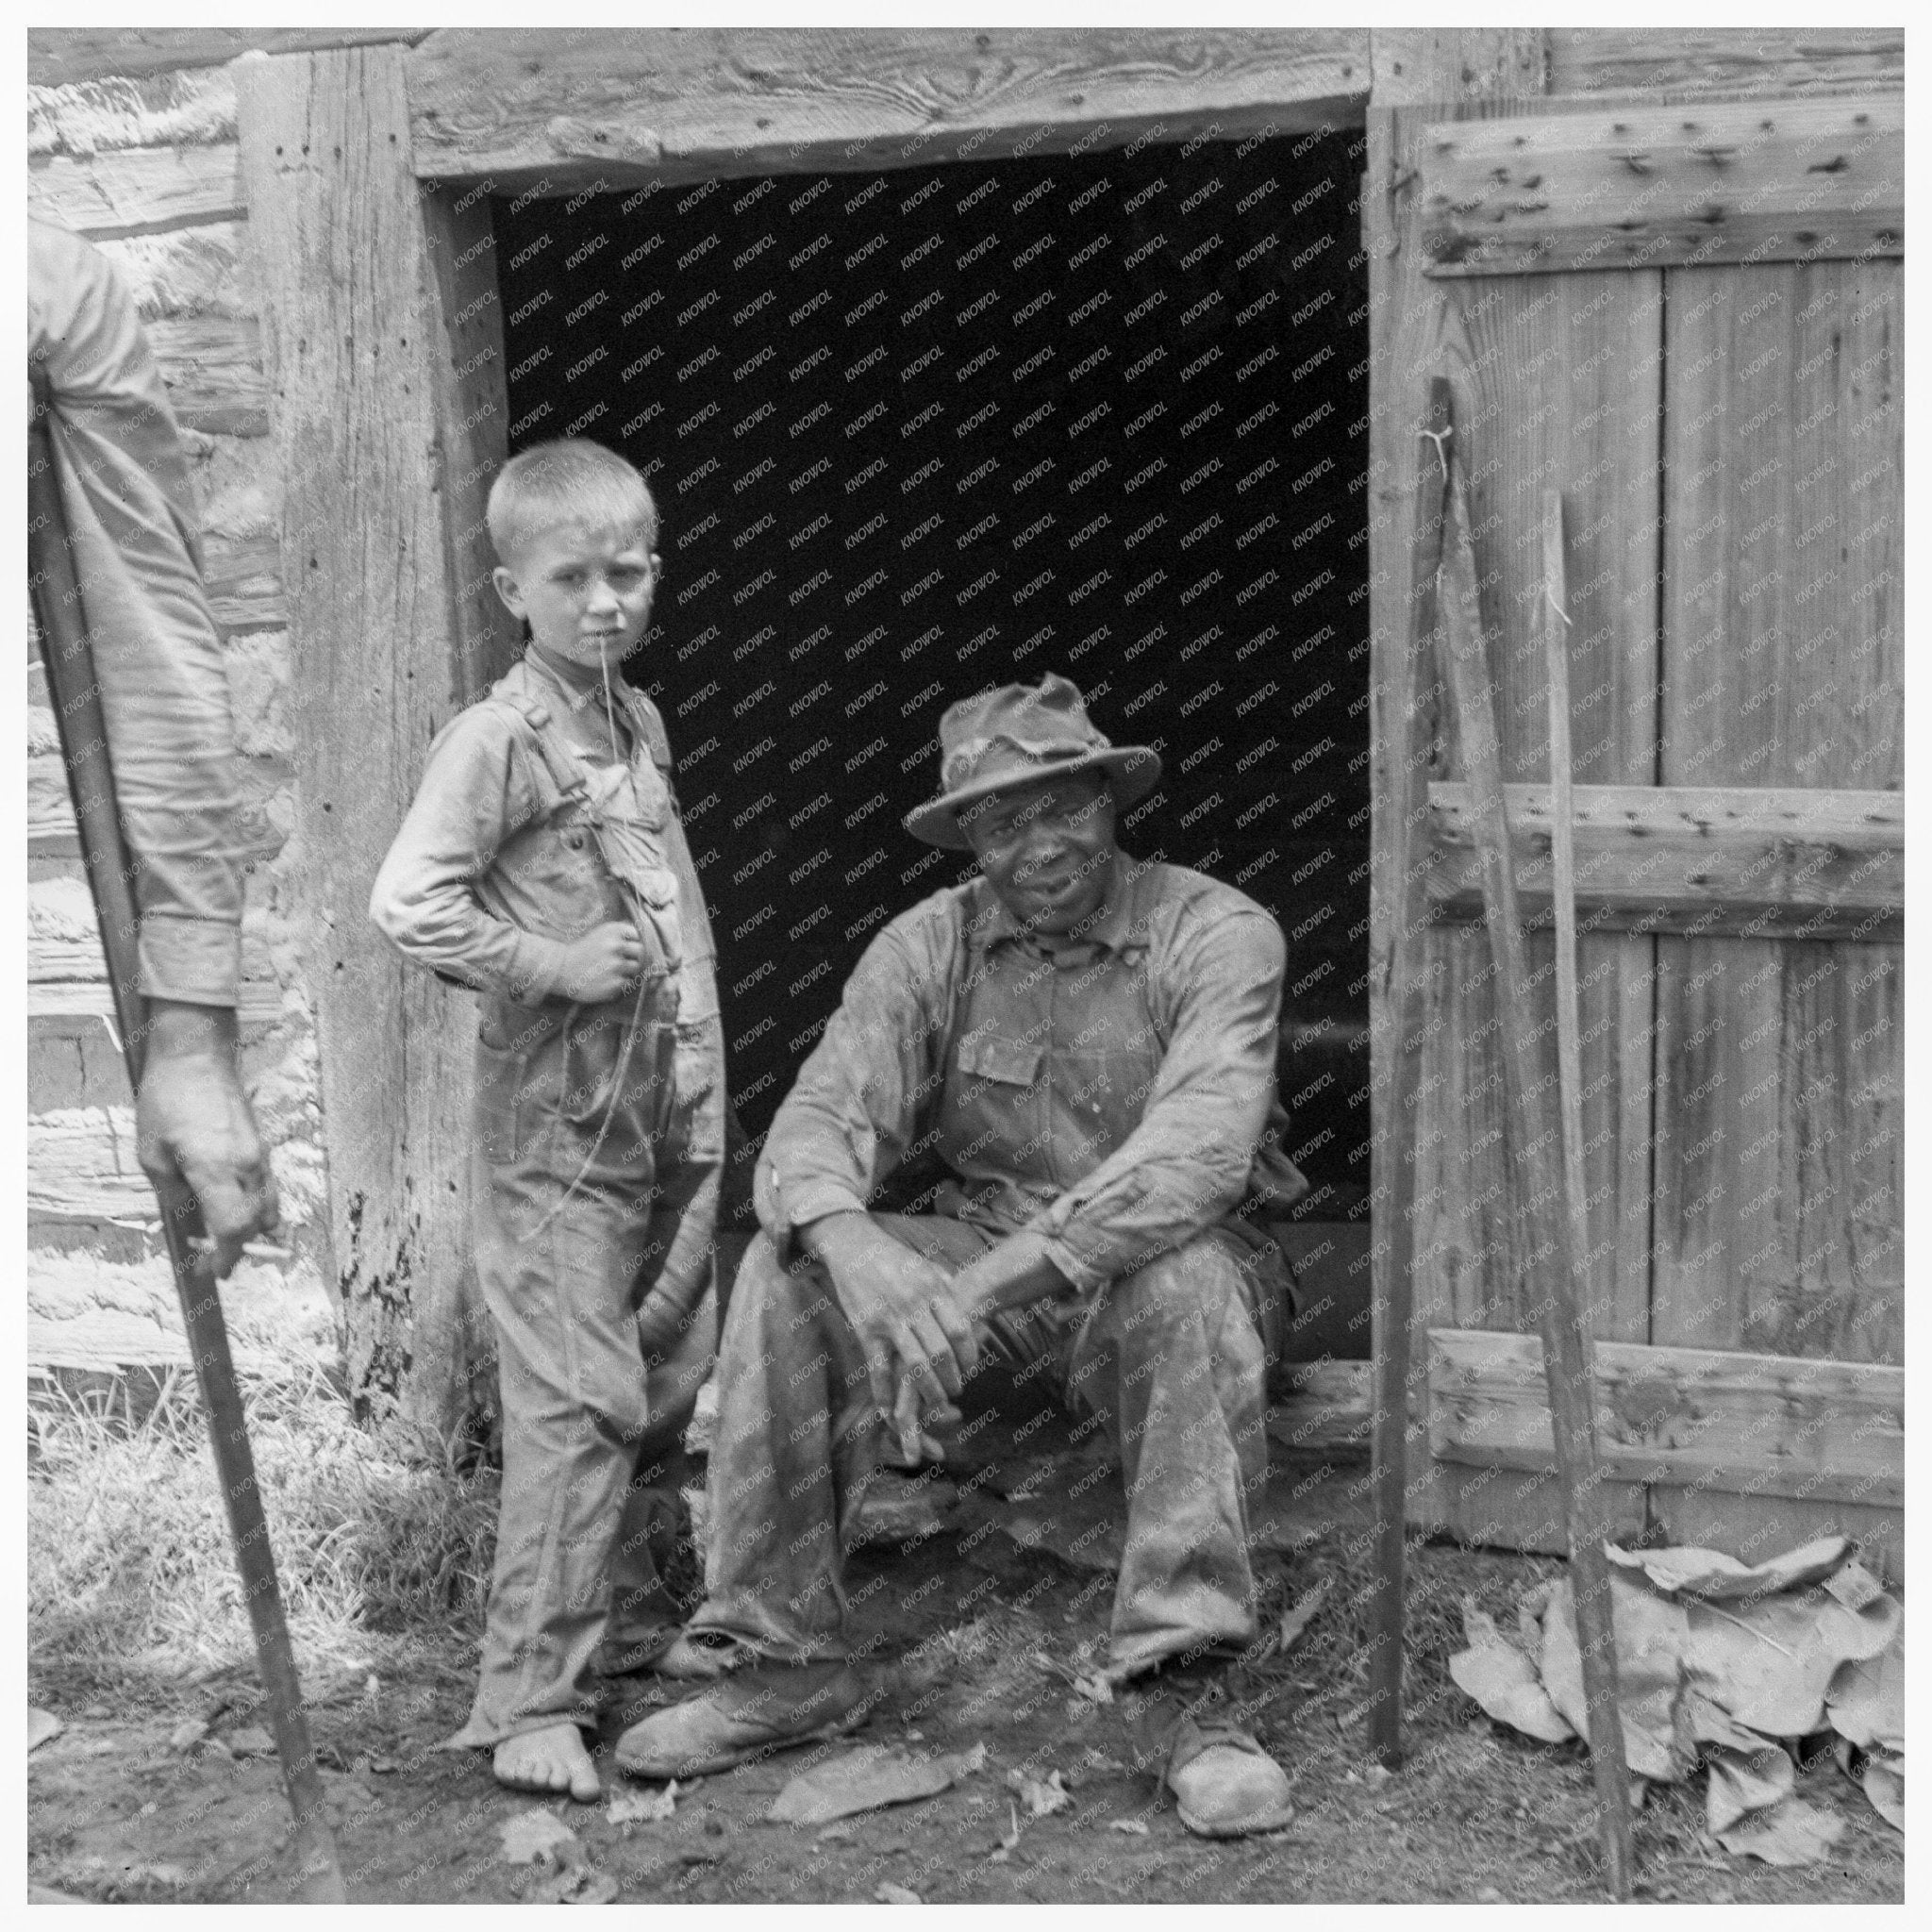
[28,1353,496,1701]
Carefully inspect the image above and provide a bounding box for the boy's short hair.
[487,439,659,562]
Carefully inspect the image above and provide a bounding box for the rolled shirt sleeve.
[30,219,248,1006]
[1031,908,1287,1291]
[753,910,954,1260]
[367,709,573,1005]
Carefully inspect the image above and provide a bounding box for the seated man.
[620,675,1307,1838]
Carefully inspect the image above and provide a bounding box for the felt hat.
[903,674,1161,850]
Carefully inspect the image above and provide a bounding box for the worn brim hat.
[904,673,1162,851]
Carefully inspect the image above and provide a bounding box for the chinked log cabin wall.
[25,32,1907,1572]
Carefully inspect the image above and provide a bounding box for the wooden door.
[1368,87,1904,1575]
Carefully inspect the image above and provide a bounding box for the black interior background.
[493,130,1370,1220]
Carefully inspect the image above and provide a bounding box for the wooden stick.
[1367,377,1453,1769]
[1434,440,1635,1899]
[27,418,349,1904]
[1541,491,1591,1293]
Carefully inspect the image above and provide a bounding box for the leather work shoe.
[651,1631,741,1681]
[614,1660,882,1780]
[1161,1714,1296,1839]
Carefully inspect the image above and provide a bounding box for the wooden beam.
[28,28,433,90]
[1425,783,1903,940]
[1546,27,1904,98]
[237,44,512,1433]
[27,144,245,239]
[1361,26,1550,1775]
[1421,95,1903,275]
[408,26,1369,188]
[1429,1329,1904,1508]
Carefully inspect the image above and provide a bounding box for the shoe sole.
[1175,1798,1297,1840]
[614,1704,870,1781]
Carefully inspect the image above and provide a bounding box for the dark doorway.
[492,129,1371,1247]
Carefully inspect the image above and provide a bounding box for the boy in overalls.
[371,440,723,1799]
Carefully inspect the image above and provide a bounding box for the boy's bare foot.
[493,1723,601,1802]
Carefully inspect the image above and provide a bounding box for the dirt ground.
[27,1413,1905,1906]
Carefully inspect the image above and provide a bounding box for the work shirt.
[368,649,718,1030]
[29,219,249,1005]
[756,854,1306,1295]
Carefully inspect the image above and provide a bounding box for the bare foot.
[493,1723,600,1802]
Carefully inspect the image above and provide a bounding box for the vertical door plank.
[1652,256,1903,1574]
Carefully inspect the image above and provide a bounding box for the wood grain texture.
[237,44,500,1431]
[27,143,245,239]
[147,315,268,437]
[1425,782,1903,939]
[1363,34,1550,1763]
[408,26,1370,185]
[1420,96,1903,275]
[28,28,433,90]
[1651,252,1903,1413]
[1429,1328,1902,1507]
[1546,28,1904,99]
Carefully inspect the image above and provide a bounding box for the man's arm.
[32,221,275,1274]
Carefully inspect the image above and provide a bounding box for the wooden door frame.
[236,28,1381,1428]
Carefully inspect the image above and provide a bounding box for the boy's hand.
[556,921,648,1003]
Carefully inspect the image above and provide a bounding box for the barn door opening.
[491,127,1378,1365]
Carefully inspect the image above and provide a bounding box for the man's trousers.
[690,1214,1270,1678]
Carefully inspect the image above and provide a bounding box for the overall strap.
[480,691,586,820]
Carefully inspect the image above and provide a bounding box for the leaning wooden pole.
[1541,491,1592,1293]
[1366,380,1453,1768]
[1432,432,1635,1899]
[27,421,349,1905]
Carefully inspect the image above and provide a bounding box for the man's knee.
[725,1233,839,1344]
[1110,1236,1247,1334]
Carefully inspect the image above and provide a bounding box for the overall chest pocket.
[941,1031,1045,1177]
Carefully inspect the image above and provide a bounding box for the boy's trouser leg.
[689,1215,1007,1660]
[1067,1233,1270,1678]
[453,999,678,1747]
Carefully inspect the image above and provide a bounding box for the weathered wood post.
[236,43,517,1433]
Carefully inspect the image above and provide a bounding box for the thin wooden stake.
[1541,491,1591,1290]
[1367,379,1454,1769]
[1434,440,1635,1900]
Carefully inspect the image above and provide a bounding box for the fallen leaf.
[997,1799,1023,1852]
[1715,1795,1847,1866]
[226,1725,275,1759]
[29,1707,63,1754]
[1706,1742,1794,1835]
[1108,1818,1150,1836]
[1861,1754,1904,1832]
[525,1855,620,1905]
[167,1718,208,1753]
[1005,1768,1073,1818]
[769,1744,953,1825]
[608,1779,678,1825]
[1447,1603,1576,1745]
[874,1881,922,1903]
[498,1808,581,1865]
[1277,1578,1330,1652]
